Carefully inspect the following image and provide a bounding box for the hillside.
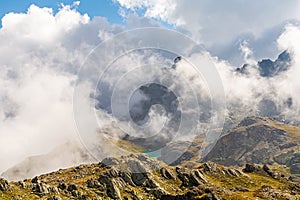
[1,154,300,200]
[203,116,300,173]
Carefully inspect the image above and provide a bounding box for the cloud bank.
[1,1,300,179]
[116,0,300,65]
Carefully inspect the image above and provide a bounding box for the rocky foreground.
[1,154,300,200]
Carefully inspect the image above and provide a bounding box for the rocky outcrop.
[0,154,299,199]
[0,178,9,191]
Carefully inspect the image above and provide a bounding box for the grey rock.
[194,170,207,183]
[131,172,147,186]
[98,175,121,199]
[145,177,159,188]
[0,178,9,191]
[57,183,66,190]
[203,162,218,173]
[33,183,49,194]
[86,179,101,188]
[67,184,77,192]
[47,196,61,200]
[127,159,147,174]
[48,186,59,194]
[120,171,135,186]
[160,167,175,180]
[243,163,260,173]
[71,190,81,197]
[32,176,39,184]
[263,164,275,177]
[101,157,120,166]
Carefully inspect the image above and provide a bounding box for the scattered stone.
[31,176,39,184]
[131,172,147,186]
[194,170,208,183]
[58,183,67,190]
[49,186,59,194]
[98,175,121,199]
[101,157,120,166]
[47,196,61,200]
[243,163,261,173]
[149,188,169,198]
[189,172,203,186]
[79,195,88,200]
[120,171,136,186]
[86,179,101,188]
[227,168,239,177]
[0,178,9,191]
[263,164,275,177]
[160,168,175,180]
[145,177,159,188]
[71,190,81,197]
[33,183,49,194]
[107,167,118,178]
[203,162,218,173]
[177,171,190,187]
[127,159,147,173]
[67,184,77,192]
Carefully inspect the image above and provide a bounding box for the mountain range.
[1,51,300,199]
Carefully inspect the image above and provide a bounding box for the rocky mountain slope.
[203,116,300,172]
[1,154,300,200]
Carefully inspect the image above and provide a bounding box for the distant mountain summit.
[237,50,292,77]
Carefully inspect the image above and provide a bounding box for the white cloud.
[115,0,300,65]
[0,4,92,173]
[239,40,256,65]
[1,4,89,44]
[116,0,300,42]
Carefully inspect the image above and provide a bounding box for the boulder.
[0,178,9,191]
[131,172,147,186]
[67,184,78,192]
[47,196,61,200]
[243,163,260,173]
[120,171,136,186]
[33,183,49,194]
[101,157,120,166]
[98,175,121,199]
[160,168,176,180]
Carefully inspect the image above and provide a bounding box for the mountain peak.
[237,50,292,77]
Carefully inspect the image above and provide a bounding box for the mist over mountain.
[1,4,300,200]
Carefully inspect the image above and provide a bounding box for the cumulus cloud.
[115,0,300,65]
[0,4,92,173]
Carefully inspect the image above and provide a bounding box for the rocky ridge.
[1,154,300,199]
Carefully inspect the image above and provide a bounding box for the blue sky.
[0,0,123,24]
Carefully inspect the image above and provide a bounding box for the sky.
[0,0,123,24]
[1,0,300,179]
